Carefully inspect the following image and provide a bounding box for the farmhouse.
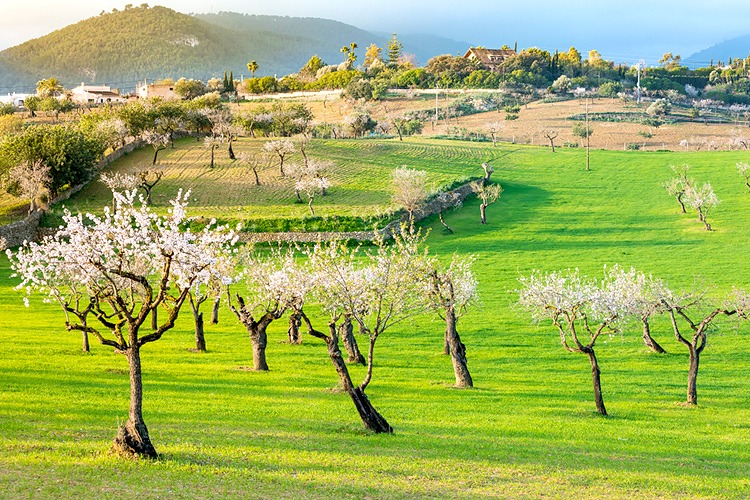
[70,83,127,104]
[136,80,179,100]
[0,92,31,107]
[463,47,516,72]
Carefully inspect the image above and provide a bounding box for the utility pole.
[585,97,591,171]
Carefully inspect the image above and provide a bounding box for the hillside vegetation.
[0,6,465,91]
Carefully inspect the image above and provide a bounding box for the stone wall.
[240,178,479,244]
[0,139,146,250]
[0,210,42,251]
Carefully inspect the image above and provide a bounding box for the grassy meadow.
[3,138,750,498]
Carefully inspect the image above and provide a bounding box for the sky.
[2,1,750,64]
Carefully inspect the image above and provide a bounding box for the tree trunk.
[677,193,687,213]
[438,212,454,233]
[211,297,220,324]
[249,323,270,371]
[549,138,556,152]
[152,148,159,165]
[151,308,157,331]
[322,323,392,433]
[288,311,302,345]
[339,316,365,365]
[192,304,206,352]
[480,204,487,224]
[308,197,315,216]
[687,347,700,405]
[445,308,473,388]
[81,316,90,353]
[228,137,235,160]
[113,346,157,458]
[210,147,215,168]
[642,317,666,354]
[252,168,260,186]
[587,349,607,416]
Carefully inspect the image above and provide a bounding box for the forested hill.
[684,34,750,66]
[0,5,466,93]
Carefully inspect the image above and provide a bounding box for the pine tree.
[387,33,403,66]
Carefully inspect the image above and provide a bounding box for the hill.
[684,34,750,66]
[0,6,467,92]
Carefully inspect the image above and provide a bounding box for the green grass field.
[2,138,750,498]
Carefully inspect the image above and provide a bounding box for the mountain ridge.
[0,6,467,92]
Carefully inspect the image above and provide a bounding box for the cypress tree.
[229,70,234,91]
[223,71,229,91]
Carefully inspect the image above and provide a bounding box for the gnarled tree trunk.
[191,306,206,352]
[687,346,700,405]
[445,308,473,388]
[480,204,487,224]
[642,316,666,354]
[586,348,607,416]
[322,322,392,433]
[339,315,365,365]
[211,298,220,324]
[288,311,302,344]
[113,346,157,458]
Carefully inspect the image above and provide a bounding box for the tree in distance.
[485,121,504,147]
[263,139,295,177]
[737,162,750,191]
[392,166,428,228]
[663,164,693,213]
[247,60,259,78]
[471,181,502,224]
[684,182,719,231]
[6,160,51,215]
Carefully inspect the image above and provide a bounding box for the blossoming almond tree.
[305,227,428,433]
[7,190,237,457]
[684,182,719,230]
[518,266,639,416]
[425,255,478,388]
[227,248,308,370]
[659,288,748,405]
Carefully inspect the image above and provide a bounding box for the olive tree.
[7,190,237,457]
[486,121,504,147]
[518,266,638,416]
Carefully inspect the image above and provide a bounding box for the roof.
[463,47,516,65]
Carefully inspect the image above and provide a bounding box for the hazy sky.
[2,1,750,63]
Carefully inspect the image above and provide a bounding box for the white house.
[0,92,31,107]
[70,83,127,105]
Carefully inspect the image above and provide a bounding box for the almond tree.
[629,271,671,353]
[481,162,494,183]
[142,130,169,165]
[8,160,51,214]
[100,171,139,212]
[684,182,719,230]
[204,136,223,169]
[660,288,748,405]
[264,139,295,177]
[305,228,428,432]
[471,181,503,224]
[392,166,428,227]
[425,255,478,388]
[518,266,638,416]
[238,151,268,186]
[227,248,308,371]
[135,167,164,205]
[737,162,750,191]
[7,190,237,457]
[486,121,504,147]
[541,129,559,152]
[663,164,693,213]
